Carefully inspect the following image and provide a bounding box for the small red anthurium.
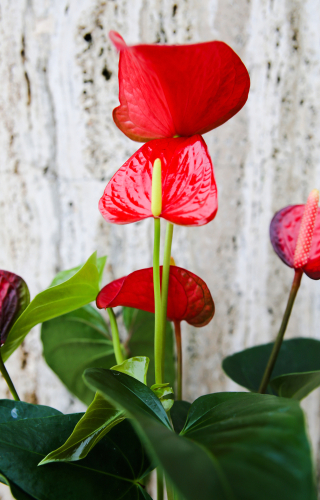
[110,31,250,142]
[0,271,30,346]
[99,135,217,226]
[96,265,215,327]
[270,189,320,279]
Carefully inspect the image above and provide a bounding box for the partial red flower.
[96,266,214,327]
[0,271,30,345]
[99,135,217,226]
[110,31,250,142]
[270,190,320,280]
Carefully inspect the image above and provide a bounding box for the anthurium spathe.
[110,31,250,142]
[270,189,320,279]
[96,265,214,327]
[0,270,30,346]
[99,135,217,226]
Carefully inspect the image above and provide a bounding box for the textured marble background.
[1,0,320,497]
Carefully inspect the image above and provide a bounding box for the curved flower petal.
[110,31,250,142]
[0,271,30,345]
[99,135,218,226]
[96,266,215,327]
[270,205,320,280]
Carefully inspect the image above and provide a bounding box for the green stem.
[0,348,20,401]
[157,469,164,500]
[174,321,182,400]
[166,479,175,500]
[258,269,303,394]
[161,222,174,376]
[107,308,124,365]
[154,218,163,385]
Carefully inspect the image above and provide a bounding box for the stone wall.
[0,0,320,497]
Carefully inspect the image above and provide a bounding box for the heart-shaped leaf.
[123,307,175,387]
[222,337,320,399]
[0,400,152,500]
[98,266,214,327]
[0,271,30,345]
[84,369,316,500]
[2,252,104,362]
[41,304,114,405]
[40,357,149,465]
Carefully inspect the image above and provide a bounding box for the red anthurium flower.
[99,135,217,226]
[270,189,320,279]
[96,265,214,327]
[110,31,250,142]
[0,271,30,345]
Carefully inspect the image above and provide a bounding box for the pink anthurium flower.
[96,265,214,327]
[270,189,320,279]
[110,31,250,142]
[0,271,30,345]
[99,135,217,226]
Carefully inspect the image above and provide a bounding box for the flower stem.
[258,269,303,394]
[157,469,164,500]
[0,348,20,401]
[154,218,163,385]
[174,321,182,400]
[160,222,174,376]
[107,308,124,365]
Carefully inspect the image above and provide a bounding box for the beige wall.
[0,0,320,497]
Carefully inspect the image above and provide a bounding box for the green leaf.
[0,400,152,500]
[112,356,149,385]
[39,393,125,464]
[41,304,115,405]
[3,252,103,362]
[84,369,316,500]
[40,357,150,465]
[271,371,320,400]
[222,338,320,398]
[170,401,191,434]
[50,255,107,287]
[84,369,171,429]
[123,307,175,388]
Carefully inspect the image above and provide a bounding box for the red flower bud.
[0,271,30,345]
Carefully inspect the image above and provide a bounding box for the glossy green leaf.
[84,369,171,429]
[123,307,175,388]
[222,338,320,398]
[84,369,316,500]
[271,371,320,400]
[50,255,107,287]
[3,252,103,362]
[39,393,125,464]
[41,304,115,405]
[40,357,149,464]
[0,400,152,500]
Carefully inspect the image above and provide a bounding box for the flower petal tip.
[109,31,127,51]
